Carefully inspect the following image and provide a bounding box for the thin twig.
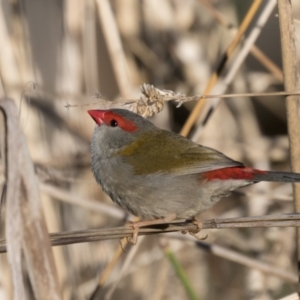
[166,234,297,284]
[104,237,145,300]
[15,81,300,118]
[98,244,125,286]
[205,242,297,282]
[89,216,139,299]
[1,214,300,253]
[104,234,297,286]
[88,243,126,300]
[249,46,283,82]
[64,88,300,108]
[39,182,125,220]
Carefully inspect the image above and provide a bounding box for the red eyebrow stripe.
[203,167,268,181]
[104,111,137,132]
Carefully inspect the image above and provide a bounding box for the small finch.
[88,109,300,243]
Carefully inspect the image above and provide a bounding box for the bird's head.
[88,109,154,156]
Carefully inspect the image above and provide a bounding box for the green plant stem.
[165,247,199,300]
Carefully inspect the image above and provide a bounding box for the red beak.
[88,110,106,126]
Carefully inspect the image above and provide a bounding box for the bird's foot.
[188,219,208,241]
[126,214,177,245]
[127,224,139,245]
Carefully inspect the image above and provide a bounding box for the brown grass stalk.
[1,214,300,253]
[180,0,262,137]
[2,99,24,298]
[64,85,300,109]
[95,0,133,98]
[0,98,61,300]
[192,0,277,140]
[167,236,297,284]
[198,0,283,82]
[277,0,300,293]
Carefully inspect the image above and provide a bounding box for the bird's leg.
[188,219,208,240]
[127,214,177,245]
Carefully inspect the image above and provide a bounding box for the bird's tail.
[252,170,300,183]
[204,167,300,183]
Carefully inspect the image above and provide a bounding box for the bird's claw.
[187,219,208,240]
[125,223,139,245]
[127,226,139,245]
[189,231,208,240]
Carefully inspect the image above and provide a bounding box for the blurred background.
[0,0,300,299]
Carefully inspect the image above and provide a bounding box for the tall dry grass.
[0,0,300,299]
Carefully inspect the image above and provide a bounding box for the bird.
[88,108,300,243]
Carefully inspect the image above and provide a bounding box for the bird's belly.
[106,173,250,220]
[95,158,250,220]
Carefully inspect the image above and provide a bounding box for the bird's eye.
[109,119,118,127]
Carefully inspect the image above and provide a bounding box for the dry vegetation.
[0,0,300,299]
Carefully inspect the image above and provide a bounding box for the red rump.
[88,110,137,132]
[204,167,268,181]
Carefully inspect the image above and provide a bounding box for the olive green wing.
[117,130,243,176]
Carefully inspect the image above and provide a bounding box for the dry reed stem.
[164,235,297,284]
[0,5,22,99]
[196,240,297,283]
[18,81,300,118]
[277,0,300,293]
[198,0,283,82]
[180,0,262,137]
[39,182,125,220]
[192,0,277,140]
[249,46,283,82]
[0,2,296,298]
[64,82,300,112]
[95,0,133,98]
[1,214,300,253]
[2,99,24,299]
[0,98,61,300]
[103,235,297,287]
[91,217,140,297]
[98,244,125,286]
[88,244,125,300]
[19,150,61,300]
[103,237,145,300]
[61,2,149,292]
[83,0,99,94]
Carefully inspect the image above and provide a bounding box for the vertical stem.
[277,0,300,293]
[180,0,262,137]
[1,98,61,300]
[165,248,199,300]
[95,0,133,98]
